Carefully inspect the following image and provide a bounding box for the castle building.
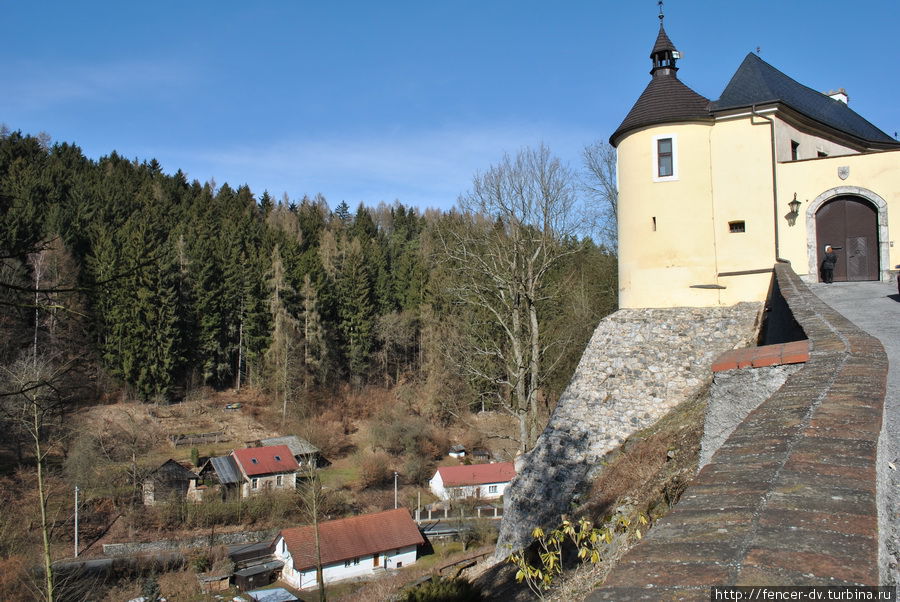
[611,14,900,308]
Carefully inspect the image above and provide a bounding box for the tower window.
[657,138,673,177]
[652,134,678,181]
[790,140,800,160]
[729,221,746,233]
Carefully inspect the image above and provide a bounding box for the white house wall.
[430,479,509,501]
[274,537,418,590]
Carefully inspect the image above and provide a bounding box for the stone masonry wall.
[590,264,888,600]
[494,303,762,556]
[102,528,276,556]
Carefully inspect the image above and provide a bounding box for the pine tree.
[336,238,375,384]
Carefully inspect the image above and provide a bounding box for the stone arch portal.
[806,186,889,282]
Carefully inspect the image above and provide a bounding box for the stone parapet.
[589,263,888,600]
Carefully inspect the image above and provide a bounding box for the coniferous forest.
[1,130,616,421]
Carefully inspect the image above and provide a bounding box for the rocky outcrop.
[495,303,762,557]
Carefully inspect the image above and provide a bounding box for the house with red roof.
[201,444,300,498]
[272,508,424,590]
[429,462,516,500]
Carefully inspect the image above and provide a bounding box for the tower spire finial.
[658,0,665,26]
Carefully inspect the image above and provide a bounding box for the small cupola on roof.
[610,5,712,147]
[650,9,680,76]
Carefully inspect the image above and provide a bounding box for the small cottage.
[201,445,300,498]
[273,508,425,590]
[447,444,466,459]
[429,462,515,500]
[142,459,202,505]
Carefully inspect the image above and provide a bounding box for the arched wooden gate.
[815,196,879,282]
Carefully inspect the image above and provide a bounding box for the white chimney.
[826,88,849,104]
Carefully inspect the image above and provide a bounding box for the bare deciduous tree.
[582,140,619,250]
[0,353,74,602]
[436,144,583,453]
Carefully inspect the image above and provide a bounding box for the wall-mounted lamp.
[786,193,802,226]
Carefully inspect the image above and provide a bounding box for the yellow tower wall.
[617,123,716,308]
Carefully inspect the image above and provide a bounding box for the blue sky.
[2,1,898,211]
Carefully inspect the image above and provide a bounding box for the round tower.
[610,11,717,308]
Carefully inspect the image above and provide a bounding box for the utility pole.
[394,472,398,509]
[74,485,79,558]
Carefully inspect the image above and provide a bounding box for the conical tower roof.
[610,18,711,146]
[650,24,677,57]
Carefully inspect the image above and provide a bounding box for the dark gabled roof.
[208,455,242,484]
[712,53,898,145]
[148,459,198,482]
[610,73,712,146]
[651,25,677,57]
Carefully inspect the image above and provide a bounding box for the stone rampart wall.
[590,264,888,599]
[494,303,762,556]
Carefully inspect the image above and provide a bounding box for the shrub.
[402,577,483,602]
[371,407,448,460]
[358,452,393,489]
[403,454,435,486]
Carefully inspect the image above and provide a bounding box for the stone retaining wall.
[102,528,276,556]
[589,263,888,600]
[494,303,762,556]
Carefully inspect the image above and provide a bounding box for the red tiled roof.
[233,445,299,477]
[279,509,424,571]
[437,462,515,487]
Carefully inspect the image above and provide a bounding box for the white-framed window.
[488,485,498,494]
[652,134,678,182]
[251,478,258,489]
[276,475,283,487]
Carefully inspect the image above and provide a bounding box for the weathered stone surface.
[493,303,762,557]
[699,363,800,469]
[588,264,887,598]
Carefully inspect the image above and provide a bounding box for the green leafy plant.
[507,513,648,599]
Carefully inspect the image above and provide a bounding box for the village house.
[142,459,203,505]
[428,462,515,501]
[200,444,300,498]
[272,508,424,590]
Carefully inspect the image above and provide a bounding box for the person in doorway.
[822,245,837,283]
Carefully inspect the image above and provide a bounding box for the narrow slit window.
[652,216,657,231]
[657,138,673,177]
[729,221,746,233]
[790,140,800,160]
